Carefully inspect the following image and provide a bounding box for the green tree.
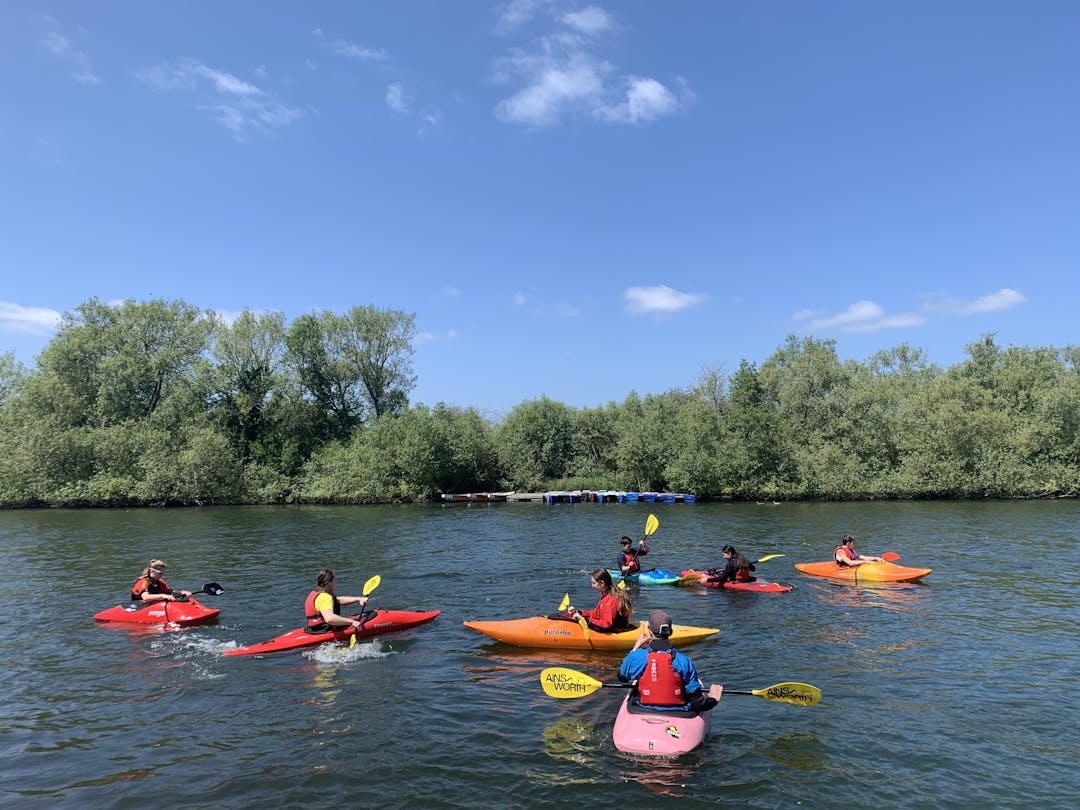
[494,396,574,490]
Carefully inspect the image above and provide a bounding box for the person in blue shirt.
[617,610,720,712]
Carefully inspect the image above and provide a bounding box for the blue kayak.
[608,567,683,586]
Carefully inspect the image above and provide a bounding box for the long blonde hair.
[141,559,166,577]
[591,568,632,617]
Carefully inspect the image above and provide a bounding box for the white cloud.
[416,329,458,345]
[924,288,1027,316]
[330,40,389,62]
[0,302,63,335]
[561,7,613,35]
[42,30,101,85]
[134,59,303,140]
[805,300,926,333]
[492,9,689,128]
[386,83,409,114]
[624,285,707,315]
[513,293,527,306]
[441,286,460,298]
[495,0,545,35]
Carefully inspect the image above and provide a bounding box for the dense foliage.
[2,298,1078,506]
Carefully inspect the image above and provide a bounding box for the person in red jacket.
[834,534,884,567]
[130,559,191,602]
[304,568,371,634]
[565,568,633,632]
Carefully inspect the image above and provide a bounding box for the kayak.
[463,616,718,650]
[94,598,220,627]
[794,560,932,583]
[607,568,683,586]
[679,570,792,593]
[224,609,441,657]
[612,689,717,755]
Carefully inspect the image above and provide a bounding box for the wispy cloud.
[0,302,63,335]
[330,40,390,62]
[923,288,1027,316]
[386,83,410,114]
[513,293,527,306]
[796,301,925,333]
[797,288,1026,334]
[492,6,692,128]
[624,285,707,315]
[416,329,458,345]
[494,0,547,35]
[134,59,304,140]
[42,31,101,85]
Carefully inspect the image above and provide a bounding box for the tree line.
[1,297,1078,507]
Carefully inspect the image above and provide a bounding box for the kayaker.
[834,534,885,567]
[616,535,650,576]
[618,610,720,712]
[704,544,756,585]
[304,568,371,634]
[565,569,633,632]
[131,559,192,602]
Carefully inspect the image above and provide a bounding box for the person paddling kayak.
[617,535,650,576]
[703,545,756,585]
[131,559,192,602]
[834,534,885,567]
[564,569,633,632]
[305,568,371,634]
[617,610,721,712]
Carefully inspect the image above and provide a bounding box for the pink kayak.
[612,687,720,755]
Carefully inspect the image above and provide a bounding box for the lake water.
[1,501,1077,808]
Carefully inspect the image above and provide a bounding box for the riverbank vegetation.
[2,298,1078,506]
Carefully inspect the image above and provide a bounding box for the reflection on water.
[804,579,932,615]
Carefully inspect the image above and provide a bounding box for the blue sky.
[2,1,1078,415]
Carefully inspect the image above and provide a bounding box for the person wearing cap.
[704,544,756,585]
[616,534,650,577]
[130,559,192,602]
[304,568,371,634]
[563,568,633,632]
[617,610,720,713]
[834,534,884,568]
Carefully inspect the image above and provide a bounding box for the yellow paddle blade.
[558,593,570,611]
[363,574,381,596]
[540,667,603,698]
[617,579,627,590]
[755,554,786,563]
[349,631,357,649]
[578,616,591,640]
[748,682,822,706]
[645,513,659,536]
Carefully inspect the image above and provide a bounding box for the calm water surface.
[1,501,1077,808]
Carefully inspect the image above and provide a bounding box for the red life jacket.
[619,549,641,575]
[131,576,172,601]
[834,545,856,566]
[637,649,684,707]
[735,566,752,582]
[305,590,340,629]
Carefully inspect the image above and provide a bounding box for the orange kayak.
[463,616,718,650]
[794,560,931,583]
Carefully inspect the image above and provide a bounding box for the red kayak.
[680,570,792,593]
[224,608,441,657]
[94,597,220,627]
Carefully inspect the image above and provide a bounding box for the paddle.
[348,575,382,649]
[558,591,591,641]
[644,513,659,537]
[135,582,224,604]
[539,667,822,706]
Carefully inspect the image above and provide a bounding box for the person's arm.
[638,540,649,557]
[575,595,618,630]
[316,594,366,630]
[338,595,370,608]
